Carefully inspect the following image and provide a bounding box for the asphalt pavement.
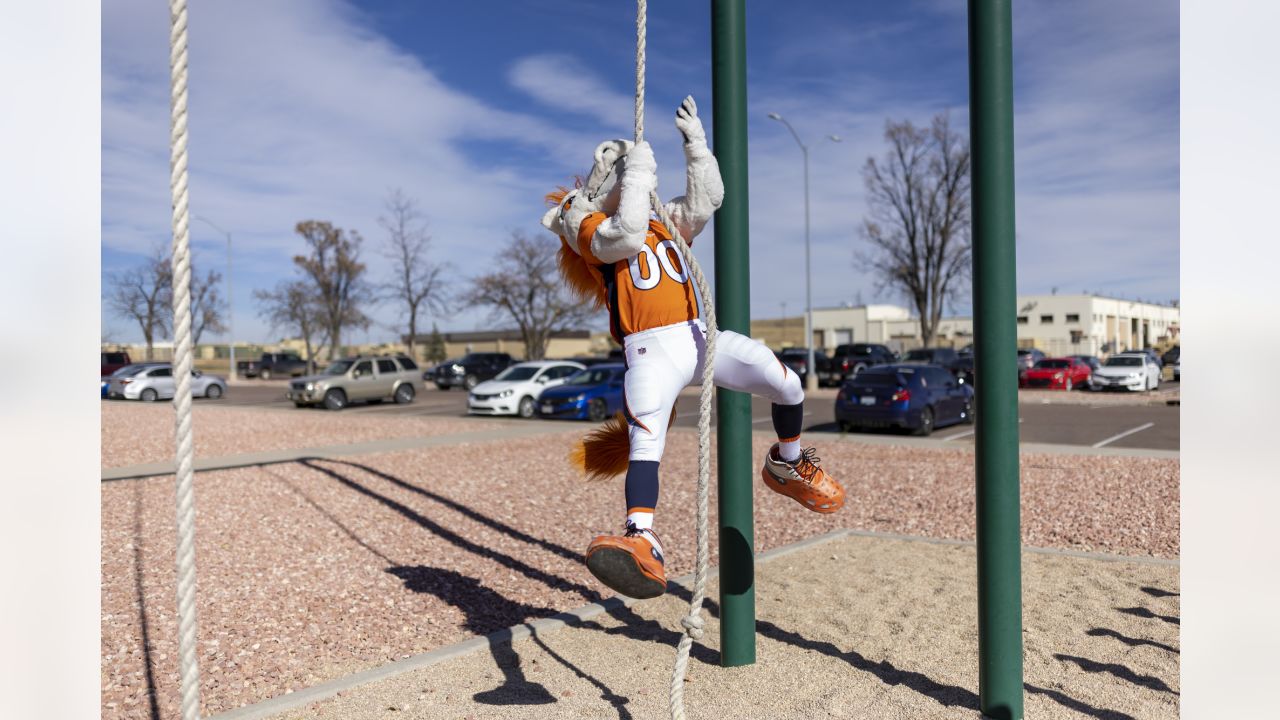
[207,379,1179,452]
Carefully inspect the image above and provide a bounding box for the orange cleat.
[760,445,845,513]
[585,522,667,599]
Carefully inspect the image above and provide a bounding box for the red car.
[101,350,133,378]
[1020,357,1091,391]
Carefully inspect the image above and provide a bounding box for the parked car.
[1173,358,1180,382]
[1020,357,1092,391]
[102,362,155,398]
[1143,348,1164,368]
[951,355,975,386]
[1016,348,1046,373]
[1090,352,1161,392]
[467,360,586,417]
[835,364,974,436]
[238,352,308,379]
[901,347,961,369]
[287,355,419,409]
[107,364,227,401]
[829,343,897,384]
[776,347,833,387]
[1161,345,1180,366]
[101,350,133,377]
[1069,354,1102,372]
[535,364,627,421]
[431,352,515,390]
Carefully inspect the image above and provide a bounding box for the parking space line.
[1092,422,1155,448]
[941,417,1021,442]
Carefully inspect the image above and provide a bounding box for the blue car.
[536,363,626,421]
[835,363,974,436]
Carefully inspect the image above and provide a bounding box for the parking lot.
[208,379,1179,452]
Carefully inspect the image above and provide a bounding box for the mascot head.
[540,139,633,245]
[541,139,633,309]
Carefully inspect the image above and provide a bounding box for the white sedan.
[1090,353,1161,392]
[107,363,228,401]
[467,360,585,417]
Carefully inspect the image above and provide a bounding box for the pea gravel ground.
[101,416,1178,719]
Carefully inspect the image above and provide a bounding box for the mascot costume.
[542,96,846,600]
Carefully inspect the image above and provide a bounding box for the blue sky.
[101,0,1179,345]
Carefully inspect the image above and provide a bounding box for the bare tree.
[292,220,372,360]
[105,246,172,360]
[378,190,448,359]
[191,267,227,347]
[465,231,595,360]
[858,112,971,347]
[254,280,327,375]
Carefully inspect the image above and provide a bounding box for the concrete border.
[204,527,1175,720]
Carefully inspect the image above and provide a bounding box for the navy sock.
[624,460,660,520]
[771,402,805,441]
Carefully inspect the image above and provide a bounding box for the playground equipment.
[159,0,1023,718]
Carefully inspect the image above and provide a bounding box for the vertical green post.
[968,1,1024,718]
[711,0,755,667]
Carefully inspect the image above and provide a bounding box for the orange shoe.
[585,522,667,599]
[761,445,845,513]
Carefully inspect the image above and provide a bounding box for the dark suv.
[830,343,896,384]
[430,352,515,390]
[902,347,961,369]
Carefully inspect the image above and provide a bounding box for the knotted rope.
[634,2,717,718]
[167,1,202,718]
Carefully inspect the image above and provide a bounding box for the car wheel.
[395,383,416,404]
[260,369,272,381]
[913,406,935,436]
[518,396,535,418]
[323,388,347,410]
[140,388,158,402]
[435,383,449,391]
[464,374,479,390]
[294,401,308,408]
[205,384,224,399]
[587,398,608,422]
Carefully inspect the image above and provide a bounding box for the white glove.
[675,96,709,155]
[623,140,657,185]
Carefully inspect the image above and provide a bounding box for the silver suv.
[287,355,420,410]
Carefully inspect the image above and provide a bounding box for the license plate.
[541,403,554,413]
[860,396,876,406]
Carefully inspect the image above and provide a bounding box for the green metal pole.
[711,0,755,668]
[967,1,1024,718]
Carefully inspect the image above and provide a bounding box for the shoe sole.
[761,467,845,513]
[586,546,666,599]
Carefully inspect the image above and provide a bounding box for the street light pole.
[767,113,840,391]
[194,215,233,381]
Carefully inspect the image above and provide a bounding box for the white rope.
[167,1,202,718]
[633,2,717,718]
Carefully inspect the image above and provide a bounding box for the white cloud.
[508,54,634,133]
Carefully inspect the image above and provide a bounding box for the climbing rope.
[634,2,717,718]
[167,1,202,719]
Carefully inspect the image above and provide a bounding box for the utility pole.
[194,215,234,381]
[766,113,840,390]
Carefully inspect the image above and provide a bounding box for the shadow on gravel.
[130,480,163,720]
[1115,606,1180,625]
[1053,654,1178,695]
[1085,627,1179,654]
[1024,684,1137,720]
[1140,586,1179,598]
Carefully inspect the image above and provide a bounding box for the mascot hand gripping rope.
[542,97,846,600]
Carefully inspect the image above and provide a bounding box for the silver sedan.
[107,364,228,401]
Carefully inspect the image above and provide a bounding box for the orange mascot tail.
[569,407,678,481]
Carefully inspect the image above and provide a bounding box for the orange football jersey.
[576,211,699,343]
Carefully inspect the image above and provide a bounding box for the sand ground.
[268,533,1179,720]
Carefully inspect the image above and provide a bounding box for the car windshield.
[496,366,540,381]
[1105,356,1143,367]
[326,361,354,375]
[1035,360,1071,369]
[566,368,616,385]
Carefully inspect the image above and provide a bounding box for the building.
[752,304,973,353]
[1014,294,1179,356]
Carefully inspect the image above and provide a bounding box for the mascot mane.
[547,185,607,309]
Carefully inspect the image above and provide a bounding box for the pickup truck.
[237,352,309,380]
[101,350,133,377]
